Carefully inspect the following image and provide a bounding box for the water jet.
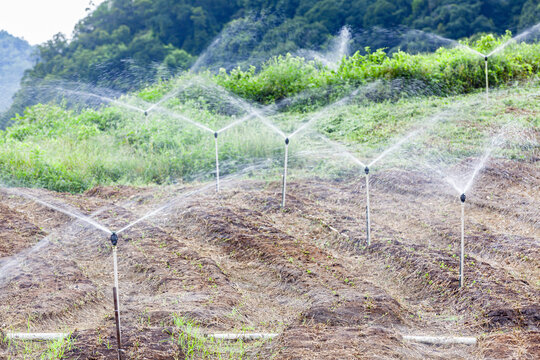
[54,87,146,114]
[1,187,112,235]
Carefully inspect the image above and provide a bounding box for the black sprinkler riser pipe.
[285,138,289,145]
[364,166,370,175]
[460,193,466,203]
[110,232,118,246]
[214,132,218,139]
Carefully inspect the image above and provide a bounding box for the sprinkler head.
[110,232,118,246]
[214,131,218,139]
[460,193,466,203]
[285,138,289,145]
[364,166,370,175]
[144,111,148,117]
[485,56,488,62]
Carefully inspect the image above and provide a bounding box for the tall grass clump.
[217,33,540,103]
[0,102,284,193]
[216,54,332,103]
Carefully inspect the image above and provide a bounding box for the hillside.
[3,0,540,124]
[0,2,539,358]
[0,32,538,193]
[21,0,540,79]
[0,31,34,115]
[0,26,538,359]
[0,85,538,359]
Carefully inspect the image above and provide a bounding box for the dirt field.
[0,158,538,359]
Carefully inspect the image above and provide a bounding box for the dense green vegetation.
[216,33,540,103]
[4,0,540,124]
[27,0,540,83]
[0,97,282,192]
[0,34,537,193]
[0,31,34,113]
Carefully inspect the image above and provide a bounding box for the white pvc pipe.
[112,246,122,336]
[214,134,220,193]
[485,58,489,102]
[210,333,278,341]
[113,247,120,297]
[5,333,68,341]
[460,202,465,288]
[365,172,371,246]
[281,141,289,208]
[403,335,476,345]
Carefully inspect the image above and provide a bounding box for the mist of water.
[289,89,360,139]
[53,87,146,114]
[144,77,196,113]
[487,22,540,57]
[421,122,528,198]
[303,26,352,70]
[155,106,215,133]
[1,187,111,235]
[116,160,272,235]
[317,134,366,168]
[0,202,111,287]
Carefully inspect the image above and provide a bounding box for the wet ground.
[0,158,538,359]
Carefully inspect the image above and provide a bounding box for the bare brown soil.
[0,158,538,359]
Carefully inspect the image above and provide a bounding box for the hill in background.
[0,31,34,113]
[3,0,540,126]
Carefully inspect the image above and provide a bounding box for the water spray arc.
[2,188,112,236]
[426,126,510,287]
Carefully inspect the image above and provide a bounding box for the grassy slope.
[0,34,538,193]
[0,81,537,194]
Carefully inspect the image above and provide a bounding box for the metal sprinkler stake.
[484,56,489,102]
[110,232,123,359]
[281,138,289,208]
[214,132,220,193]
[365,167,371,246]
[459,194,466,288]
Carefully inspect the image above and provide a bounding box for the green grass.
[0,32,538,193]
[0,332,74,360]
[1,81,538,193]
[216,32,540,104]
[170,315,270,360]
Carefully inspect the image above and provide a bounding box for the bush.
[217,33,540,102]
[216,54,332,103]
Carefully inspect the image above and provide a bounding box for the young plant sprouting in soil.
[170,315,271,360]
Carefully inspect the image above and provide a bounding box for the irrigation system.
[1,24,538,353]
[455,24,540,102]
